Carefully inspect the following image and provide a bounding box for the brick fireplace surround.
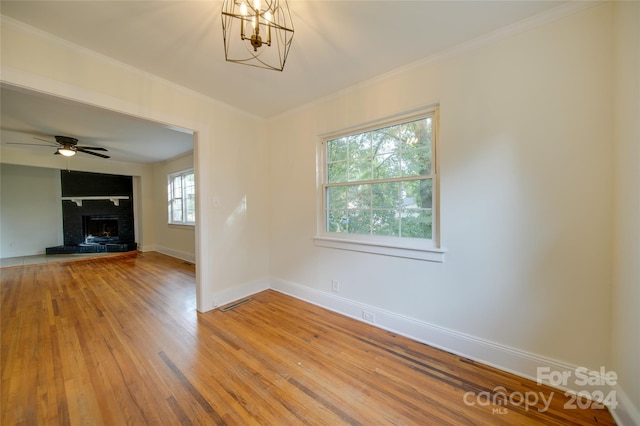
[46,171,137,254]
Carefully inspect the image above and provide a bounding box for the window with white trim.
[168,169,195,225]
[315,107,444,261]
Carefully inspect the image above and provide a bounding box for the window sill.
[313,235,446,262]
[168,223,195,228]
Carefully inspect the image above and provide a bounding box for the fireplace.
[45,171,137,255]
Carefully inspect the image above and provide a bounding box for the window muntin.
[168,169,195,225]
[323,115,435,241]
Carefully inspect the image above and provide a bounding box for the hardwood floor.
[1,252,616,425]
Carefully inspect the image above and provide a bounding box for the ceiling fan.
[8,135,110,159]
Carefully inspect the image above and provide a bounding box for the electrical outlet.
[362,311,375,323]
[331,279,340,292]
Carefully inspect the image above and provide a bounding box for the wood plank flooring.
[1,252,616,425]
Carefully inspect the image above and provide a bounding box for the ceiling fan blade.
[77,148,110,159]
[76,145,108,151]
[34,136,59,145]
[7,142,57,147]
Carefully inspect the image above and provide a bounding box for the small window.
[168,169,195,225]
[315,107,445,261]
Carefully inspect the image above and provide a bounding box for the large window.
[168,169,195,225]
[315,107,444,261]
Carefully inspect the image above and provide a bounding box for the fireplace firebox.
[83,215,120,244]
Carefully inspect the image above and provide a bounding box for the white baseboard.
[154,246,195,263]
[269,277,631,420]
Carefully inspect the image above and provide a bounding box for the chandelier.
[221,0,294,71]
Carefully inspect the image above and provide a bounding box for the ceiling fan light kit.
[221,0,294,71]
[7,135,110,159]
[50,135,110,159]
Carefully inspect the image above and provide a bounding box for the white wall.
[0,164,62,257]
[1,17,271,312]
[269,2,614,383]
[612,1,640,424]
[152,152,196,262]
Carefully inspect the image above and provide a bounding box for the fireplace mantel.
[62,196,130,207]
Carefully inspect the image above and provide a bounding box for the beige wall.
[0,164,62,257]
[269,3,613,374]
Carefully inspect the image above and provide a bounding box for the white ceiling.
[1,0,567,164]
[1,85,195,163]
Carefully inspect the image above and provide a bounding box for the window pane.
[172,199,183,222]
[347,184,371,209]
[327,138,348,162]
[372,209,399,237]
[186,195,196,222]
[371,182,399,209]
[347,210,371,235]
[328,161,347,183]
[173,176,182,198]
[327,209,347,232]
[373,153,400,179]
[347,133,371,159]
[401,210,432,239]
[402,179,432,209]
[401,117,432,151]
[185,172,194,184]
[327,186,347,209]
[402,148,431,176]
[185,173,195,194]
[348,157,372,182]
[372,127,399,155]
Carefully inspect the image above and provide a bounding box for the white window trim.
[168,168,195,226]
[314,105,446,262]
[168,223,195,228]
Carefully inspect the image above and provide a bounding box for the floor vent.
[220,298,252,312]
